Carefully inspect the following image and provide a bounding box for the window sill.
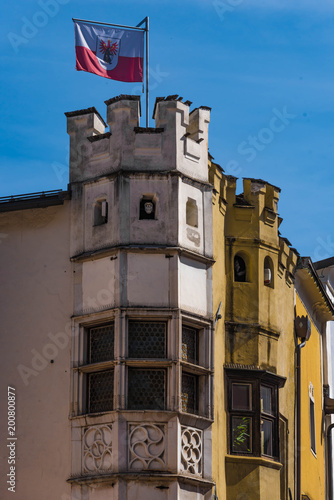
[225,454,282,471]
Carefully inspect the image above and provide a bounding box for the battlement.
[220,176,281,246]
[65,94,210,184]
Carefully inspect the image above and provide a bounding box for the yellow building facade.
[295,258,334,499]
[210,157,334,499]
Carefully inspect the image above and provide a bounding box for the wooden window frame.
[226,368,285,460]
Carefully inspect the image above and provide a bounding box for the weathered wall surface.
[0,203,72,499]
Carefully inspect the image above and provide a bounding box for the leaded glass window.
[88,370,114,413]
[128,321,166,359]
[181,373,198,414]
[89,324,114,363]
[182,326,198,365]
[128,369,166,410]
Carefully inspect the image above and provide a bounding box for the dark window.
[128,369,166,410]
[234,255,247,282]
[226,369,283,459]
[84,323,114,414]
[310,397,316,454]
[89,324,114,363]
[140,197,155,219]
[128,321,166,358]
[94,199,108,226]
[232,383,251,411]
[182,326,198,365]
[264,256,274,287]
[88,370,114,413]
[181,372,198,414]
[260,386,276,456]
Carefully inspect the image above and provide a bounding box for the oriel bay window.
[226,367,286,459]
[127,321,167,411]
[180,324,210,418]
[81,323,115,414]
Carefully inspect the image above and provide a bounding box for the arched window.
[93,199,108,226]
[139,196,156,220]
[186,198,198,227]
[234,254,247,282]
[264,256,274,288]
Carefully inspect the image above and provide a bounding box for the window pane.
[128,321,166,358]
[232,383,251,410]
[181,373,198,414]
[128,369,165,410]
[261,419,273,456]
[89,370,114,413]
[182,326,198,364]
[232,416,252,453]
[89,324,114,363]
[261,385,273,415]
[310,399,316,453]
[234,255,246,282]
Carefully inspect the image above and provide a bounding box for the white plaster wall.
[127,253,170,307]
[81,257,117,313]
[0,204,72,500]
[179,257,208,316]
[178,483,212,500]
[127,481,169,500]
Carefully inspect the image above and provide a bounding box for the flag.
[74,21,144,82]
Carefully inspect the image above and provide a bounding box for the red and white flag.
[74,21,144,82]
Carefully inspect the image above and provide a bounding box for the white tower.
[65,94,214,500]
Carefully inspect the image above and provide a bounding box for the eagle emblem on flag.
[96,36,120,70]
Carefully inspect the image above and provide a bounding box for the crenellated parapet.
[65,94,210,184]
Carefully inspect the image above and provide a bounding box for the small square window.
[94,200,108,226]
[232,383,251,410]
[139,197,155,219]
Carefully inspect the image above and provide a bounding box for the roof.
[0,189,70,213]
[296,256,334,320]
[314,256,334,270]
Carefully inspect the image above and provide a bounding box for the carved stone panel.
[82,425,113,474]
[180,426,202,476]
[128,423,166,471]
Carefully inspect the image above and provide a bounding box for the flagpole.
[137,17,149,127]
[145,17,149,128]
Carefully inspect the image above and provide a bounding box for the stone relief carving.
[83,425,113,474]
[180,426,202,475]
[129,423,166,471]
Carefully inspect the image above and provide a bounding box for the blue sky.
[1,0,334,261]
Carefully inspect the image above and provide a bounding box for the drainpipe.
[296,339,306,500]
[327,423,334,500]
